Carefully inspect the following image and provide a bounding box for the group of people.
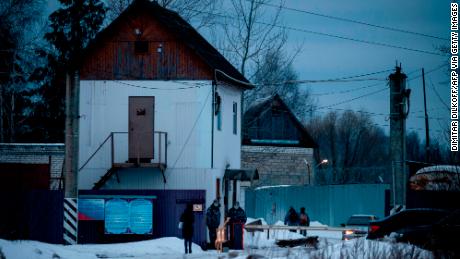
[179,199,247,254]
[205,199,247,249]
[284,206,310,236]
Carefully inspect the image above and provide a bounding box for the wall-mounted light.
[134,28,142,36]
[157,43,163,53]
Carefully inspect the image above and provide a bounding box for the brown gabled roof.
[82,0,253,89]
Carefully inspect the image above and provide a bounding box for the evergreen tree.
[26,0,106,142]
[45,0,106,70]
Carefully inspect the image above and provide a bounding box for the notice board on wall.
[78,199,105,221]
[104,198,153,234]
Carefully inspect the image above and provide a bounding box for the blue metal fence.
[245,184,389,227]
[0,190,64,244]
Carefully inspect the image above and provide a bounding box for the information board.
[78,199,104,221]
[129,199,153,234]
[105,198,129,234]
[104,198,153,234]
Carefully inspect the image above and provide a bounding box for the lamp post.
[304,159,328,185]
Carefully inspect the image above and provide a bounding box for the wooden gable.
[243,95,317,148]
[80,7,212,80]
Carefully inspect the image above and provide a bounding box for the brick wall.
[241,145,315,186]
[0,143,65,190]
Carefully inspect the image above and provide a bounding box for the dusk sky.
[275,0,450,145]
[46,0,450,145]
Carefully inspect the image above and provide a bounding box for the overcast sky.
[278,0,449,145]
[46,0,450,146]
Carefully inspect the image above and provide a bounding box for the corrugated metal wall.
[78,189,206,246]
[0,190,64,244]
[245,184,389,226]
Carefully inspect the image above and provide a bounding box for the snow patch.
[0,237,203,259]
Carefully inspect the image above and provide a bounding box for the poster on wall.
[105,198,130,234]
[129,199,153,234]
[104,198,153,234]
[78,199,105,221]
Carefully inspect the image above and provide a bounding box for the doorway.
[129,96,155,163]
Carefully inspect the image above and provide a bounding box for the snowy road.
[0,233,434,259]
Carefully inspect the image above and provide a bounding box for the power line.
[186,8,447,57]
[311,82,382,96]
[88,69,209,90]
[315,107,448,121]
[313,86,389,111]
[407,64,448,81]
[255,69,391,86]
[252,1,448,41]
[427,78,450,111]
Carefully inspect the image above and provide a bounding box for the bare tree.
[106,0,221,30]
[248,47,315,120]
[221,0,286,78]
[307,110,390,184]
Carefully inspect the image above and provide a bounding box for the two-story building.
[76,0,253,245]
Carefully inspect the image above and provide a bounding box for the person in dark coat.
[299,207,310,236]
[284,206,299,232]
[228,201,247,249]
[180,204,195,254]
[206,199,221,248]
[228,201,247,224]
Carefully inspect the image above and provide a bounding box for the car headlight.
[344,230,354,235]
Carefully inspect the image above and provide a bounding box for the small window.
[134,41,149,54]
[233,102,237,135]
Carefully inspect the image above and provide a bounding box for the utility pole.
[64,71,79,198]
[389,65,409,207]
[63,70,80,245]
[422,68,430,162]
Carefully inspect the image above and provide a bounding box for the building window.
[134,41,149,54]
[233,102,237,135]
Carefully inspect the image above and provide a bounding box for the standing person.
[228,201,247,249]
[180,203,195,254]
[206,199,221,248]
[284,206,299,232]
[299,207,310,236]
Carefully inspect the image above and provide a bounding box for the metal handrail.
[79,131,168,172]
[78,133,113,172]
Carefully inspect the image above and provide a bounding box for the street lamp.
[304,159,329,185]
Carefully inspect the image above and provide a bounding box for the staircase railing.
[79,131,168,173]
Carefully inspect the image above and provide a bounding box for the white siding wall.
[78,80,243,195]
[78,80,214,188]
[213,83,242,170]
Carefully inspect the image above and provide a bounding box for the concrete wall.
[0,143,65,190]
[241,145,314,186]
[245,184,390,227]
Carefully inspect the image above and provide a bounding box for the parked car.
[367,208,460,251]
[342,214,378,240]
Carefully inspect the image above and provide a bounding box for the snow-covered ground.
[0,218,433,259]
